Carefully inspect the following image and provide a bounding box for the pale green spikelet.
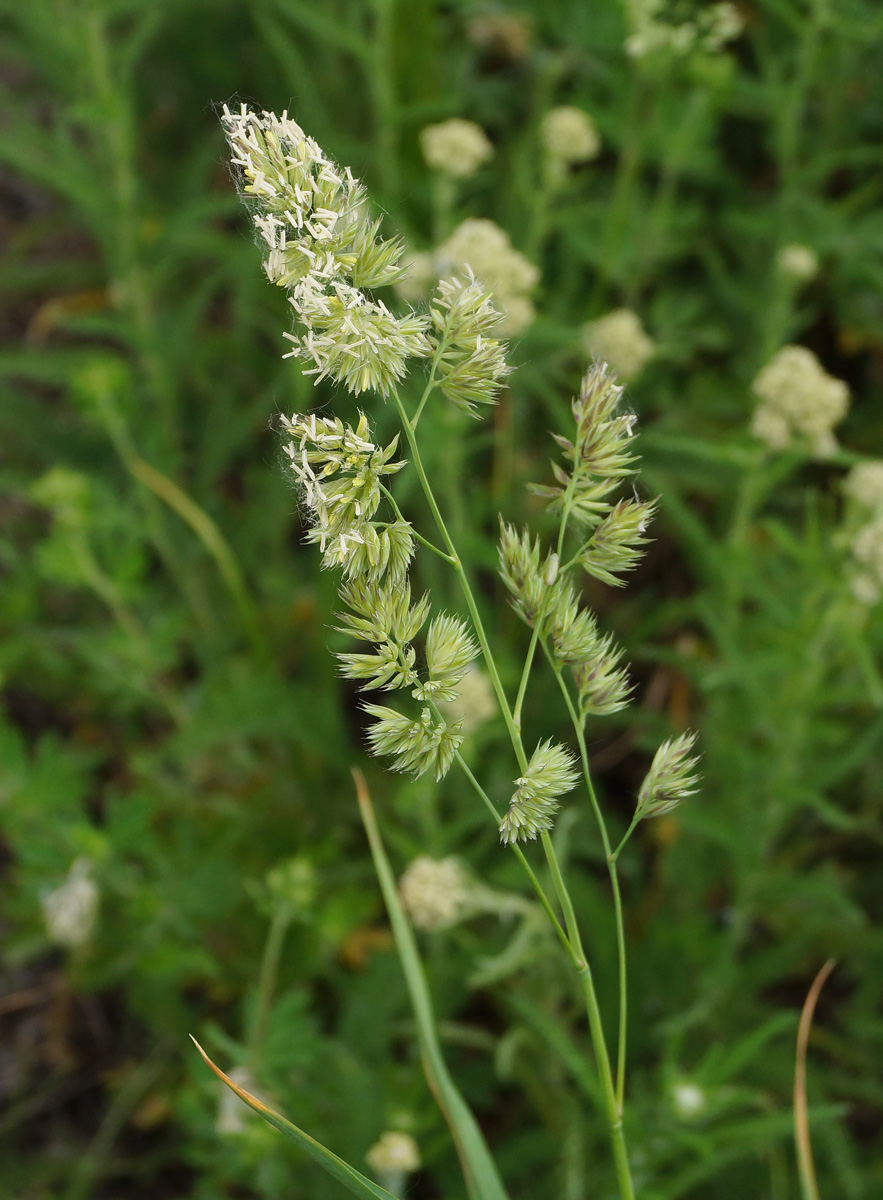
[547,586,601,664]
[581,496,657,587]
[418,614,479,702]
[499,740,579,844]
[429,274,511,415]
[574,637,632,719]
[636,732,700,819]
[364,704,464,780]
[336,577,431,649]
[336,640,414,692]
[497,522,557,626]
[529,362,641,529]
[281,412,410,578]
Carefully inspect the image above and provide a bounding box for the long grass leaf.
[191,1038,398,1200]
[354,769,510,1200]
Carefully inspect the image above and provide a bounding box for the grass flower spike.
[222,104,430,395]
[500,740,579,844]
[220,103,699,1200]
[636,732,701,820]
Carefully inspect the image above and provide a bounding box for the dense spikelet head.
[221,104,431,396]
[573,637,632,719]
[429,274,511,415]
[499,740,579,844]
[636,732,700,819]
[364,704,464,780]
[497,521,556,626]
[281,412,412,578]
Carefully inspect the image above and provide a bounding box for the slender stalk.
[380,484,455,563]
[550,660,630,1110]
[453,751,572,957]
[247,902,292,1071]
[390,389,528,772]
[389,383,636,1199]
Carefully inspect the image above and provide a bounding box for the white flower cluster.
[397,219,539,336]
[541,106,601,170]
[843,461,883,605]
[844,462,883,513]
[399,855,472,931]
[851,519,883,606]
[437,219,539,336]
[750,345,849,458]
[776,244,819,283]
[222,104,430,396]
[439,664,496,734]
[41,857,98,948]
[365,1130,421,1176]
[625,0,743,59]
[582,309,655,379]
[420,118,493,179]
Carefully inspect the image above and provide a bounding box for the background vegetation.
[1,0,882,1196]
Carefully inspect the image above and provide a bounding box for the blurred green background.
[1,1,883,1197]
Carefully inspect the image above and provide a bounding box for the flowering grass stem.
[390,381,636,1200]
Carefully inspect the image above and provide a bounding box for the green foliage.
[1,0,882,1197]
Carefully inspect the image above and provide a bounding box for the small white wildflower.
[541,106,601,167]
[851,517,883,606]
[421,118,494,179]
[399,855,471,931]
[672,1081,706,1118]
[365,1130,421,1191]
[41,858,98,949]
[440,664,497,734]
[702,2,745,52]
[751,345,849,458]
[749,405,791,452]
[843,462,883,513]
[776,244,819,283]
[216,1066,260,1135]
[625,0,741,58]
[582,309,655,379]
[435,218,539,336]
[467,11,532,59]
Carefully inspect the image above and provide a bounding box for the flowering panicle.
[636,733,700,820]
[497,364,652,731]
[625,1,743,60]
[429,274,511,414]
[222,105,430,396]
[281,412,413,580]
[42,857,99,949]
[399,855,472,931]
[500,740,579,844]
[541,106,601,170]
